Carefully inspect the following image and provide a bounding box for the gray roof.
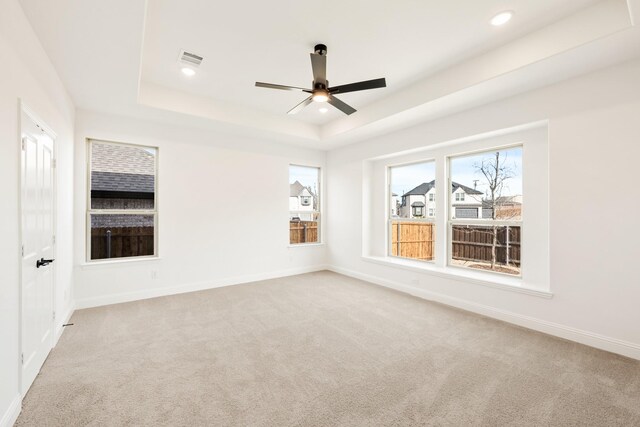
[91,141,155,175]
[452,182,483,195]
[91,171,154,193]
[411,201,425,207]
[403,181,435,196]
[403,180,482,196]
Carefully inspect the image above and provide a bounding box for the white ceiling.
[17,0,640,149]
[141,0,601,124]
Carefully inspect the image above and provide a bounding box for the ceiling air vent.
[178,50,204,67]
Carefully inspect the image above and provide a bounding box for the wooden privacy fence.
[391,221,520,266]
[290,221,318,244]
[392,221,435,261]
[451,225,520,266]
[91,227,154,260]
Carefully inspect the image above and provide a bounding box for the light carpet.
[16,271,640,426]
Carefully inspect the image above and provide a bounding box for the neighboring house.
[91,143,155,228]
[398,180,484,219]
[451,182,484,219]
[398,181,436,219]
[390,192,399,217]
[289,180,315,221]
[482,195,523,220]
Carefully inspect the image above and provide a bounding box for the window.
[449,146,522,276]
[429,193,435,202]
[429,208,434,217]
[389,161,435,262]
[370,126,547,288]
[88,140,158,261]
[289,165,320,244]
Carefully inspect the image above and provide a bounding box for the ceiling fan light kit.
[255,43,387,115]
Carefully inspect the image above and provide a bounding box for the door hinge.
[52,235,56,244]
[53,311,56,321]
[21,245,24,257]
[52,158,57,168]
[21,353,24,365]
[21,138,26,151]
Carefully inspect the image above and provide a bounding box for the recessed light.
[319,107,328,114]
[490,11,514,26]
[181,67,196,76]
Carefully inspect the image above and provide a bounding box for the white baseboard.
[0,394,21,427]
[71,262,640,360]
[75,265,328,309]
[328,265,640,361]
[54,303,75,346]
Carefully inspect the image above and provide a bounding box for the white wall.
[0,0,75,425]
[327,59,640,359]
[73,111,327,308]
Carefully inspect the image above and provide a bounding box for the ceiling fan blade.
[287,96,313,115]
[329,78,386,95]
[328,95,356,115]
[255,82,311,92]
[310,53,327,84]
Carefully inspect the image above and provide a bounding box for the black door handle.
[36,258,55,268]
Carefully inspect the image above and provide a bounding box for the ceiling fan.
[255,44,386,116]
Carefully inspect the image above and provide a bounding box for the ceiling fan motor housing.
[314,44,327,56]
[255,43,386,115]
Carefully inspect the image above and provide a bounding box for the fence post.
[106,229,112,259]
[396,222,401,256]
[303,223,307,243]
[505,226,510,266]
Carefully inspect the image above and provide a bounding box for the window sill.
[288,243,325,248]
[81,256,161,267]
[361,256,552,299]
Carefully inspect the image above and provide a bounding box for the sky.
[450,147,522,197]
[390,146,522,198]
[290,165,319,192]
[390,161,435,197]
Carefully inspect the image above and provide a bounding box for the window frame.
[289,164,322,246]
[369,125,549,293]
[86,139,159,263]
[446,143,523,277]
[387,159,436,263]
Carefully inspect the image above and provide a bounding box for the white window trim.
[370,124,549,293]
[289,164,322,246]
[86,139,159,263]
[361,255,552,298]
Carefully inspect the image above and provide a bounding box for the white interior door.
[21,110,56,395]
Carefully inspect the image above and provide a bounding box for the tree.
[475,151,515,270]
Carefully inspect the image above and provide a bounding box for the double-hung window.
[448,146,522,276]
[377,126,547,288]
[289,165,320,244]
[388,161,435,262]
[87,140,158,261]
